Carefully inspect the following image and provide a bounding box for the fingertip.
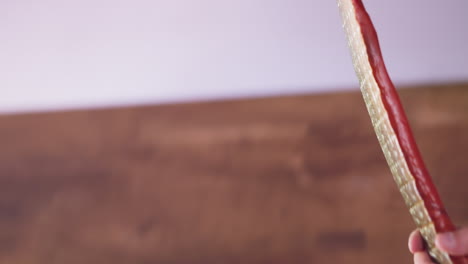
[436,232,456,253]
[436,228,468,256]
[409,230,425,254]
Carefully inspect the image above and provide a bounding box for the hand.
[409,228,468,264]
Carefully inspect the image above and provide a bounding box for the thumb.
[436,228,468,256]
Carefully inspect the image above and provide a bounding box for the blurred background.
[1,0,467,113]
[1,0,467,263]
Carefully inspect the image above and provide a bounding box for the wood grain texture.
[0,83,467,264]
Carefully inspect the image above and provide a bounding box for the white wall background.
[1,0,467,113]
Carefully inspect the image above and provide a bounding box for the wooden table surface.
[1,83,467,264]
